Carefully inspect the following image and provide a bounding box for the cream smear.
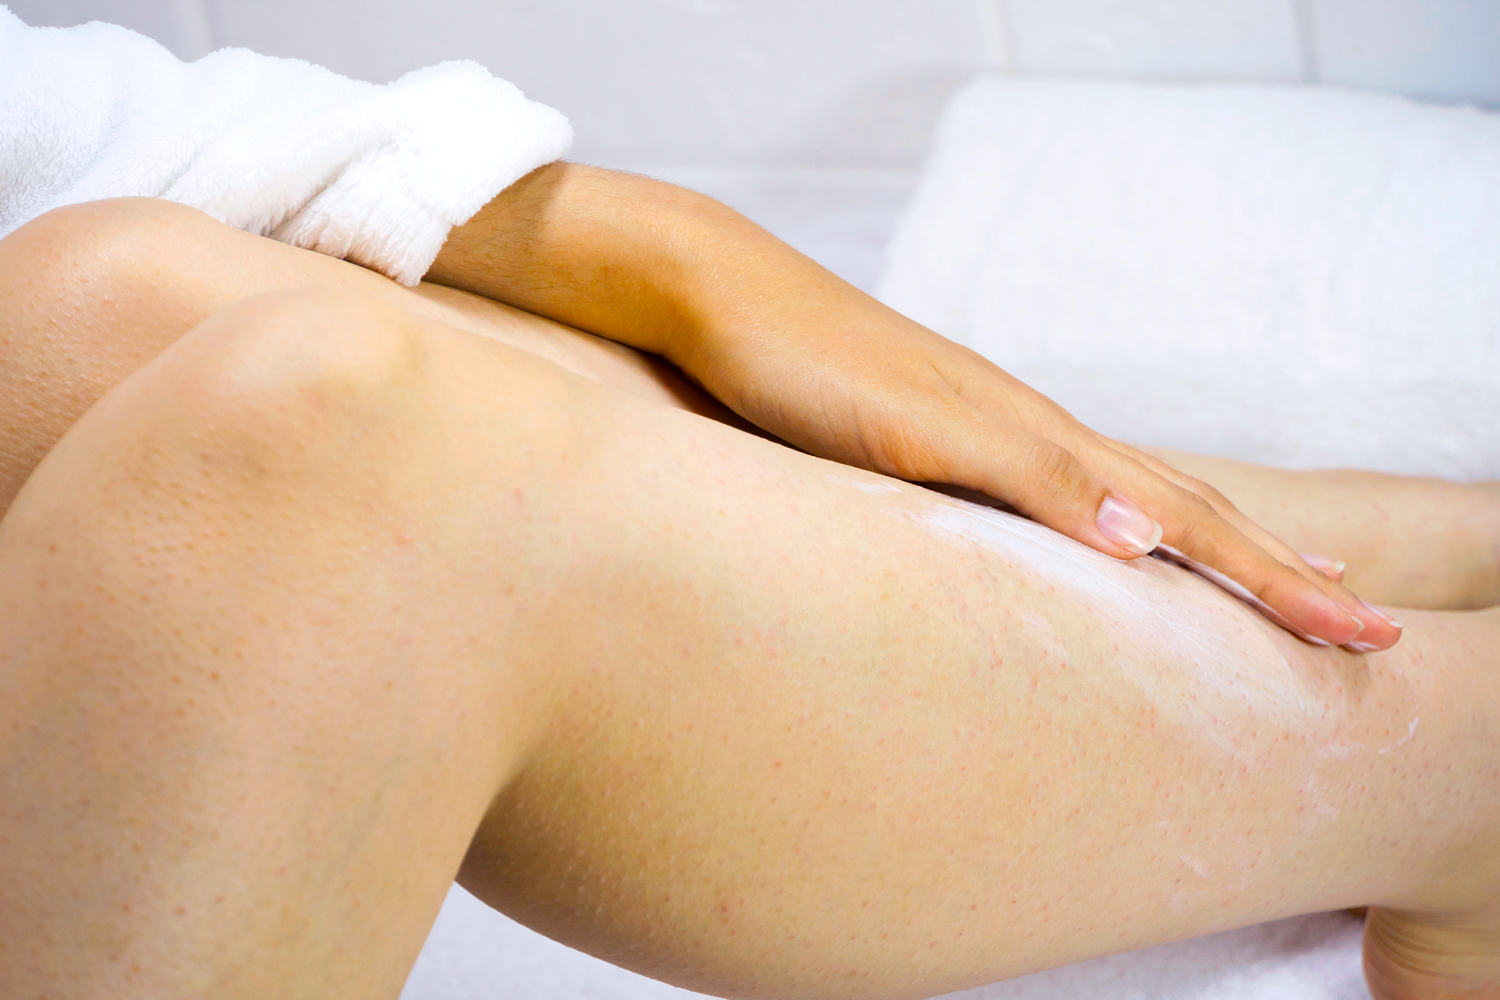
[824,473,903,496]
[883,491,1418,763]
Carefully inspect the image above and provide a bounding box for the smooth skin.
[1142,448,1500,613]
[0,177,1398,651]
[431,163,1396,649]
[0,199,1495,999]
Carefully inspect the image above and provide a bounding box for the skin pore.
[0,198,1496,1000]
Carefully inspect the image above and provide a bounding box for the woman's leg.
[1,197,1494,615]
[2,289,1496,999]
[0,198,742,515]
[0,293,561,999]
[1143,447,1500,611]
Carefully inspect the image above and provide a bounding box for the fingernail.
[1096,495,1163,555]
[1346,642,1380,653]
[1300,552,1346,579]
[1361,600,1404,630]
[1315,605,1363,645]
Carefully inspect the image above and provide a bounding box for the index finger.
[1075,440,1401,650]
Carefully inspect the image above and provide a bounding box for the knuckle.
[1181,475,1236,514]
[1248,562,1303,606]
[1024,439,1091,503]
[1167,499,1223,554]
[1168,516,1209,554]
[1168,485,1222,526]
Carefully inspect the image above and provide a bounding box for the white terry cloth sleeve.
[0,6,573,285]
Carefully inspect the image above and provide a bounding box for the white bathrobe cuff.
[0,7,573,285]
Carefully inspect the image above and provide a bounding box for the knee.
[4,289,446,647]
[181,288,421,390]
[0,199,249,395]
[136,290,433,480]
[0,200,273,515]
[5,196,218,250]
[1,198,226,300]
[15,283,574,538]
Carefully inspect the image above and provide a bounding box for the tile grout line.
[182,0,217,58]
[1290,0,1322,84]
[980,0,1015,73]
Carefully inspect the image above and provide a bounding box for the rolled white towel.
[880,78,1500,480]
[0,5,572,285]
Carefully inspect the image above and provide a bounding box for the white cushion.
[879,77,1500,479]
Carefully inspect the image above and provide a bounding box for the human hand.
[428,163,1397,650]
[674,289,1399,651]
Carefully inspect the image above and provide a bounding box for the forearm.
[423,164,1407,652]
[424,162,916,400]
[427,163,688,356]
[1143,447,1500,610]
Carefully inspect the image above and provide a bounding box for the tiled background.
[12,0,1500,171]
[16,0,1496,292]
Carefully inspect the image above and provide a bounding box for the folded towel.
[402,885,1369,1000]
[0,5,572,285]
[880,78,1500,480]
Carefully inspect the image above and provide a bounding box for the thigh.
[452,359,1496,997]
[3,288,1495,1000]
[0,197,735,516]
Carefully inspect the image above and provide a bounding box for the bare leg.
[0,198,743,514]
[0,199,1493,616]
[2,289,1497,999]
[1145,447,1500,611]
[0,294,553,998]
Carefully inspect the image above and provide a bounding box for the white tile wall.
[197,0,997,169]
[1308,0,1500,106]
[10,0,213,58]
[1004,0,1305,80]
[11,0,1495,170]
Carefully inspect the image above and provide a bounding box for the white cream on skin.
[913,500,1317,761]
[814,468,1422,908]
[821,472,1419,764]
[824,473,903,496]
[918,497,1417,756]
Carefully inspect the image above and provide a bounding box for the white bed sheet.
[403,885,1368,1000]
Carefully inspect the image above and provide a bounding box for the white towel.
[0,5,572,285]
[403,884,1369,1000]
[879,78,1500,480]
